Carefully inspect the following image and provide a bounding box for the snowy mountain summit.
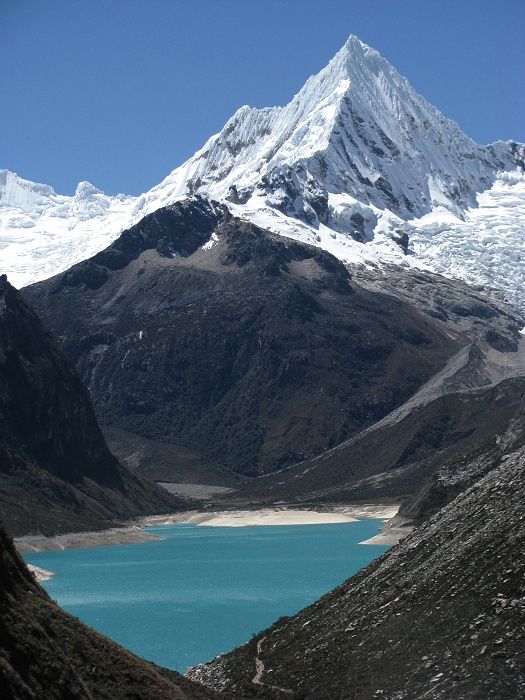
[2,36,524,311]
[152,36,519,218]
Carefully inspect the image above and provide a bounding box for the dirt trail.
[252,637,266,685]
[252,636,293,694]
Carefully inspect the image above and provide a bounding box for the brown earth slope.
[234,264,525,504]
[23,200,464,482]
[22,200,524,505]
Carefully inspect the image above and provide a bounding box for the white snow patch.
[201,232,219,250]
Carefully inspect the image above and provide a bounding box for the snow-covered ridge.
[1,36,524,313]
[141,35,519,221]
[0,169,138,287]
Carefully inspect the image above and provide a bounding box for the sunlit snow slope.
[1,36,524,312]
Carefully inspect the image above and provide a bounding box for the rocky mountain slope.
[21,199,525,503]
[134,37,521,218]
[23,199,470,484]
[235,265,525,503]
[2,37,524,312]
[188,422,525,698]
[0,518,221,700]
[0,275,181,537]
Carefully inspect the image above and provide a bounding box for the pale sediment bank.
[142,504,400,528]
[15,526,163,553]
[359,527,413,546]
[26,564,55,582]
[15,505,401,553]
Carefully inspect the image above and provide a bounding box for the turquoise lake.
[23,520,388,673]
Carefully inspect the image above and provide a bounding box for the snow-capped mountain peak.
[1,36,524,312]
[140,33,519,227]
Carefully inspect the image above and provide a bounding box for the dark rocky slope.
[0,518,221,700]
[235,266,525,504]
[189,420,525,699]
[236,375,525,504]
[396,399,525,526]
[24,199,466,484]
[22,199,525,506]
[0,275,181,537]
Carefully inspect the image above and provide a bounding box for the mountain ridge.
[22,200,525,504]
[157,34,516,216]
[2,36,524,313]
[22,203,460,480]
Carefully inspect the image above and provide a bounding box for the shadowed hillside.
[0,275,182,537]
[23,200,466,483]
[22,200,525,507]
[189,421,525,698]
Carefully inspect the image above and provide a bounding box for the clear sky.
[2,0,524,197]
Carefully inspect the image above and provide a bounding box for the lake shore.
[15,504,402,555]
[140,504,400,528]
[26,564,55,582]
[15,526,164,554]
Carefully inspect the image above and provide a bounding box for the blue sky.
[2,0,524,197]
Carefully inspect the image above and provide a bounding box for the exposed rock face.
[0,518,221,699]
[141,37,522,222]
[398,404,525,525]
[190,427,525,699]
[23,201,464,482]
[237,375,525,504]
[0,275,181,537]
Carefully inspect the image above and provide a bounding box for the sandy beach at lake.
[15,526,164,553]
[142,504,400,528]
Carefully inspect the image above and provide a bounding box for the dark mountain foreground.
[0,518,221,700]
[0,275,182,537]
[22,199,525,507]
[189,421,525,699]
[2,201,524,698]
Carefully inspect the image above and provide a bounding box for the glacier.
[1,36,524,312]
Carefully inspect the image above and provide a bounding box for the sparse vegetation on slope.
[22,202,525,509]
[23,203,463,484]
[0,519,222,699]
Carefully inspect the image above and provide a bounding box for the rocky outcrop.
[22,200,525,504]
[230,262,525,504]
[0,275,181,536]
[23,204,462,482]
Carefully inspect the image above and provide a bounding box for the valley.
[20,202,525,513]
[22,519,390,674]
[1,32,524,700]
